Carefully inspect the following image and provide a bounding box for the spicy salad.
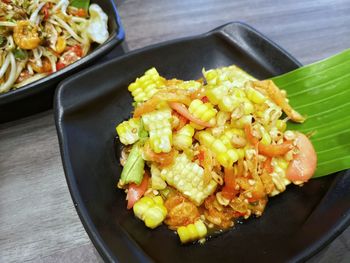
[115,66,317,243]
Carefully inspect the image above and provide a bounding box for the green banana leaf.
[271,49,350,178]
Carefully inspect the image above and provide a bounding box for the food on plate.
[0,0,109,93]
[115,65,317,243]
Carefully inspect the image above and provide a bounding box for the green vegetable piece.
[138,119,149,139]
[70,0,90,11]
[120,143,144,185]
[0,36,4,46]
[271,49,350,178]
[13,49,27,60]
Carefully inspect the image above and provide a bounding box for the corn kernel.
[128,68,165,102]
[246,84,266,104]
[177,80,201,90]
[233,115,253,128]
[242,100,254,115]
[177,220,207,243]
[151,165,167,190]
[276,119,287,132]
[173,124,195,150]
[203,65,256,87]
[116,118,141,145]
[160,154,217,205]
[133,196,167,229]
[189,99,217,122]
[142,108,172,153]
[196,131,239,167]
[216,111,231,126]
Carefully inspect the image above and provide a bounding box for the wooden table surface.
[1,0,350,262]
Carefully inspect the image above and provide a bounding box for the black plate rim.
[0,0,125,106]
[54,21,350,263]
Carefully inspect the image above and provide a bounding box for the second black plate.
[55,22,350,262]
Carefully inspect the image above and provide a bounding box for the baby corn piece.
[151,164,167,190]
[142,108,172,153]
[203,65,256,86]
[177,220,207,243]
[196,131,239,167]
[133,196,167,229]
[177,80,201,90]
[128,68,165,102]
[116,118,141,145]
[160,154,217,205]
[188,99,217,123]
[206,84,246,113]
[173,124,195,150]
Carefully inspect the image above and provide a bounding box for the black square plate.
[0,0,124,123]
[55,22,350,262]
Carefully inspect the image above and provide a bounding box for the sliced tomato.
[168,102,213,128]
[56,49,81,71]
[56,62,66,71]
[126,173,149,209]
[286,132,317,183]
[67,45,83,57]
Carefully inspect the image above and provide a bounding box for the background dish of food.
[0,0,125,123]
[55,22,350,262]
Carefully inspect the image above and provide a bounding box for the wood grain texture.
[1,0,350,262]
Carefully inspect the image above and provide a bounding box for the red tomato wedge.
[56,62,66,71]
[168,102,214,128]
[67,45,83,57]
[126,173,149,209]
[286,132,317,183]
